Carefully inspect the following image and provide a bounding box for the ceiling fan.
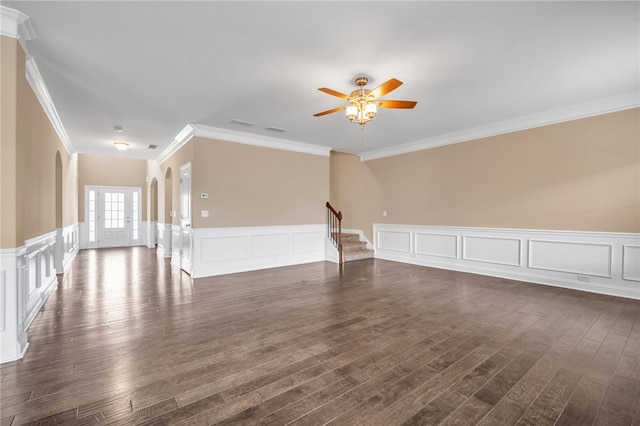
[313,76,417,127]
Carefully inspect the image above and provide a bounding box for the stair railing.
[326,201,343,264]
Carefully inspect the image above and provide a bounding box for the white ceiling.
[5,1,639,160]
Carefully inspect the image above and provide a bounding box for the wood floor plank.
[2,247,639,426]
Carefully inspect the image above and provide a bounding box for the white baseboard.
[374,224,640,300]
[191,224,326,278]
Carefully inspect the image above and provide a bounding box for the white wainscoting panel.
[374,224,640,300]
[170,225,181,269]
[377,230,412,253]
[1,230,62,363]
[55,223,79,273]
[623,245,640,282]
[293,232,325,254]
[146,221,157,248]
[463,236,522,267]
[529,240,612,277]
[156,223,173,258]
[251,234,289,258]
[201,236,247,263]
[191,225,326,278]
[415,233,458,259]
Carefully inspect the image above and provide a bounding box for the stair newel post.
[326,201,344,265]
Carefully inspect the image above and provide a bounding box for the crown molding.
[157,123,331,164]
[191,124,331,157]
[360,91,640,162]
[25,57,75,155]
[156,124,195,165]
[2,6,74,156]
[0,6,35,52]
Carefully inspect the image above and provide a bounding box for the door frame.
[179,163,192,274]
[84,185,142,249]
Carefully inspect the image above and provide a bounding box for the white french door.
[85,186,141,248]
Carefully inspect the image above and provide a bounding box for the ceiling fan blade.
[318,87,350,100]
[313,106,346,117]
[376,100,417,109]
[369,78,403,99]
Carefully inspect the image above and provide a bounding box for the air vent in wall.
[230,119,255,127]
[148,144,158,149]
[265,126,286,133]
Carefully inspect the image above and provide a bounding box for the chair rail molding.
[374,224,640,300]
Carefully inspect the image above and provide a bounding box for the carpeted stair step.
[332,233,374,262]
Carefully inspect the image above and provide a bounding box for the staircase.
[334,232,374,262]
[326,201,374,264]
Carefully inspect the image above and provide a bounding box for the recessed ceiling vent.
[265,126,286,133]
[148,144,158,149]
[230,119,255,127]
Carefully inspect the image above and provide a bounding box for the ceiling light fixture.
[113,141,129,150]
[345,77,378,127]
[314,76,417,129]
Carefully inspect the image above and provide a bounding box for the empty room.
[0,1,639,425]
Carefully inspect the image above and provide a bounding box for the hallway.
[1,248,639,425]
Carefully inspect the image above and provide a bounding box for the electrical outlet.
[577,275,590,282]
[201,210,209,218]
[383,210,388,217]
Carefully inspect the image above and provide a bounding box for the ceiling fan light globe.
[346,105,358,121]
[365,103,377,118]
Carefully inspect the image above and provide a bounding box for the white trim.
[156,124,195,165]
[2,6,74,155]
[82,185,143,248]
[361,93,640,161]
[25,57,74,156]
[146,220,157,248]
[0,6,35,51]
[170,225,181,269]
[156,222,173,258]
[54,224,79,273]
[1,231,61,363]
[374,224,640,300]
[157,123,331,164]
[191,224,326,278]
[23,230,57,248]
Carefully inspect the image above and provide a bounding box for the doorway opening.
[85,186,142,248]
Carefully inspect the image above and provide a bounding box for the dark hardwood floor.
[1,247,639,425]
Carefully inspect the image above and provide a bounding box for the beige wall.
[1,36,78,247]
[77,154,148,222]
[331,108,640,242]
[1,37,18,248]
[192,138,329,228]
